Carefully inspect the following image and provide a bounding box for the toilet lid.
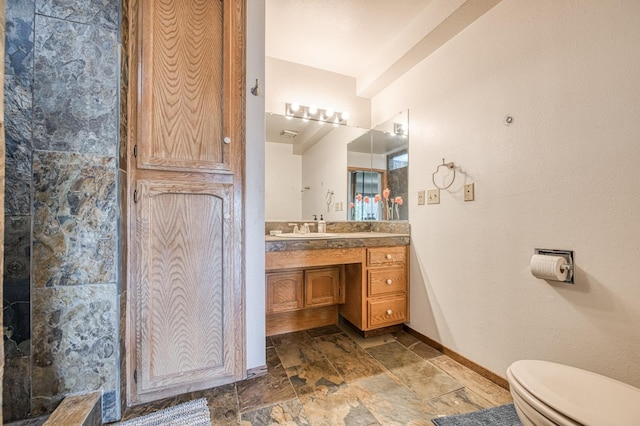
[510,360,640,426]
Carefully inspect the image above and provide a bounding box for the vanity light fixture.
[285,102,349,125]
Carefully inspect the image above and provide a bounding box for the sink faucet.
[288,223,300,234]
[301,223,313,234]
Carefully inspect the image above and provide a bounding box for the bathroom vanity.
[265,223,410,337]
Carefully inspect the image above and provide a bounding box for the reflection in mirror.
[347,169,385,220]
[264,110,408,221]
[265,113,367,221]
[347,110,409,220]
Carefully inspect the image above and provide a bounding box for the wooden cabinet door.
[266,271,304,314]
[131,179,240,403]
[137,0,242,174]
[127,0,245,406]
[305,267,340,308]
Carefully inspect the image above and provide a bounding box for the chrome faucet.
[301,223,311,234]
[288,223,300,234]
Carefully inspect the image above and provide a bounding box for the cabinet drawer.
[367,296,407,328]
[367,246,406,266]
[368,267,406,296]
[266,271,304,314]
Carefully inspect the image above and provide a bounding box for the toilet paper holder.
[534,248,574,284]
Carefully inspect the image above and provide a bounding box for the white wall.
[266,57,372,129]
[373,0,640,386]
[301,126,367,221]
[265,142,302,220]
[245,0,266,370]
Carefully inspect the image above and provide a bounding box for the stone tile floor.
[119,323,512,425]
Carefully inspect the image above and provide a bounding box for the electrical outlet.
[427,188,440,204]
[417,190,425,205]
[464,183,475,201]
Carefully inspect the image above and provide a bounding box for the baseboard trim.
[402,325,509,390]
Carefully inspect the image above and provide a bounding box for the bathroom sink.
[275,232,337,239]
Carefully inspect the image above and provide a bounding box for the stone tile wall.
[3,0,35,421]
[4,0,122,422]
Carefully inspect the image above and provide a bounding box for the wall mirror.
[347,110,408,221]
[265,110,408,221]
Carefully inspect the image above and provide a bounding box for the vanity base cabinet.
[265,266,343,336]
[340,245,409,333]
[265,245,408,337]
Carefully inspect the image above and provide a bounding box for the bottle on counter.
[318,215,326,233]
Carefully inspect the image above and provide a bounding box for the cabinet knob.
[386,309,393,315]
[386,254,392,260]
[386,279,393,285]
[223,137,231,144]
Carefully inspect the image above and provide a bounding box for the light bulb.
[341,111,350,121]
[290,102,300,112]
[325,108,334,118]
[309,105,318,115]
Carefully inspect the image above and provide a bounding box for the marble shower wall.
[3,0,122,422]
[3,0,35,422]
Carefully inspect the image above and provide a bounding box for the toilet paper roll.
[530,254,568,281]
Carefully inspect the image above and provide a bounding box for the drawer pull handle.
[386,279,393,285]
[386,309,393,315]
[386,254,392,260]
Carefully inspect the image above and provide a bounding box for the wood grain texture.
[343,246,408,331]
[367,246,407,266]
[0,0,5,417]
[134,180,235,401]
[340,263,364,327]
[368,267,406,297]
[140,0,226,172]
[266,306,339,337]
[43,391,101,426]
[304,267,340,308]
[266,248,365,271]
[368,296,407,328]
[127,0,246,406]
[266,271,304,314]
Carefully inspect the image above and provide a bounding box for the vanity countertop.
[265,232,410,252]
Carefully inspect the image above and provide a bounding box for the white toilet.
[506,360,640,426]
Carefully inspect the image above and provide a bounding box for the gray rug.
[432,403,522,426]
[117,398,211,426]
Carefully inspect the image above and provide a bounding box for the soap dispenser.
[318,215,326,233]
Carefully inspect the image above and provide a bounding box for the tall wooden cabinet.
[126,0,245,405]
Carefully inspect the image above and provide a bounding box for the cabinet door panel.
[138,0,238,173]
[266,271,304,314]
[134,180,236,399]
[305,267,340,308]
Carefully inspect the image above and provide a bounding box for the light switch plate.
[417,190,425,205]
[464,183,475,201]
[427,188,440,204]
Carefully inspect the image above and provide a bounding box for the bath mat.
[117,398,211,426]
[432,403,522,426]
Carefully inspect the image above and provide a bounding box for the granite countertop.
[265,232,410,252]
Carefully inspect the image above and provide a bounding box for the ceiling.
[265,0,434,78]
